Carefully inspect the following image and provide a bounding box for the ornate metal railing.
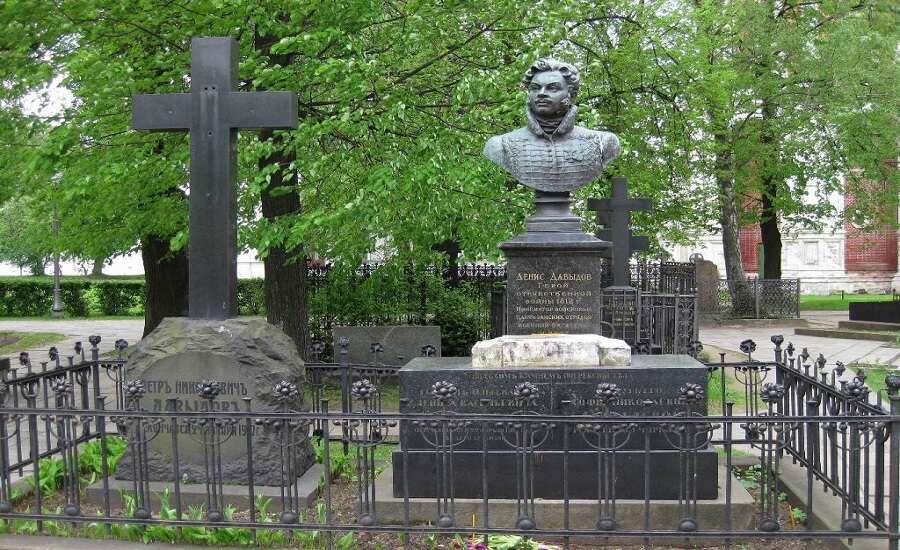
[0,337,895,549]
[704,336,894,534]
[702,278,801,319]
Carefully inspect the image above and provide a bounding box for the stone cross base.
[117,317,314,485]
[470,333,631,368]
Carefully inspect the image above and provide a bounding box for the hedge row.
[0,274,492,357]
[0,279,270,317]
[0,280,144,316]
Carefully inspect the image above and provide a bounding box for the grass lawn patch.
[0,330,66,355]
[800,293,895,311]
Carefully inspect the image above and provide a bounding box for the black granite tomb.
[849,300,900,324]
[392,356,719,500]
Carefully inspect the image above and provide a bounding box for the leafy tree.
[0,197,49,275]
[2,0,893,334]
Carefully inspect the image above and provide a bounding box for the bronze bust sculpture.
[484,58,620,193]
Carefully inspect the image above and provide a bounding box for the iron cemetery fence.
[699,278,801,319]
[0,337,897,548]
[303,259,699,359]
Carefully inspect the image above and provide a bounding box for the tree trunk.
[758,99,782,279]
[715,134,754,316]
[255,31,308,357]
[90,256,106,277]
[141,234,188,337]
[257,130,308,357]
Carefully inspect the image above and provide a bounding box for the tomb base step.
[391,447,718,500]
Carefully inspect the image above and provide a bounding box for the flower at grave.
[513,382,540,402]
[595,383,622,405]
[833,361,846,377]
[770,334,784,347]
[196,379,221,399]
[48,347,59,361]
[687,340,703,357]
[115,339,129,351]
[272,381,299,402]
[350,379,378,400]
[421,344,437,357]
[430,381,457,402]
[88,335,101,347]
[785,342,795,357]
[50,377,72,396]
[678,383,704,403]
[18,352,29,365]
[739,339,756,355]
[759,382,785,403]
[842,378,867,401]
[123,379,146,399]
[370,342,384,354]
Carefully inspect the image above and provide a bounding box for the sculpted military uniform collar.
[526,105,578,140]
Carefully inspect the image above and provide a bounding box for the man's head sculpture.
[484,58,620,194]
[523,58,580,118]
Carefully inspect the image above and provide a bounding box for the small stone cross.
[133,38,297,319]
[587,176,651,287]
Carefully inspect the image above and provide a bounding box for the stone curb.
[777,460,886,550]
[794,328,897,342]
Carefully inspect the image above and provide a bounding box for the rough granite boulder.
[116,317,314,485]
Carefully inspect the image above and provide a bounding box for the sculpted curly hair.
[522,58,580,98]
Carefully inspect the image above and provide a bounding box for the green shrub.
[94,281,144,315]
[0,280,53,316]
[59,282,89,316]
[237,279,266,315]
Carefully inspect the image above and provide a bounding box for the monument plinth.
[393,356,718,500]
[471,333,630,368]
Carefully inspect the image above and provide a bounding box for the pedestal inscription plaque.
[504,248,604,334]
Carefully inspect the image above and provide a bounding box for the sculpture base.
[471,334,631,368]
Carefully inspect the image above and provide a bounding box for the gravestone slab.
[502,246,605,335]
[119,317,314,485]
[332,325,440,365]
[695,259,721,313]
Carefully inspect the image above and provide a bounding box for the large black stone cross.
[133,38,297,319]
[587,176,651,287]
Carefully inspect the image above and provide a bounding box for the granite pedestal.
[392,356,718,500]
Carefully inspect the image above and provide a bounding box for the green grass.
[707,367,751,413]
[800,293,896,311]
[0,314,143,321]
[0,331,66,355]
